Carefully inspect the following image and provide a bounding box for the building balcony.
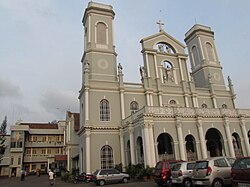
[10,147,23,152]
[25,141,64,148]
[23,155,53,163]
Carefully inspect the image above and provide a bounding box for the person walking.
[48,170,55,186]
[20,169,25,181]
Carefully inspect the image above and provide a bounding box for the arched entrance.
[205,128,223,157]
[136,136,144,164]
[185,135,197,161]
[157,133,174,160]
[232,132,243,157]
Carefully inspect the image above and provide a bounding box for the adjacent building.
[78,2,250,173]
[9,121,67,177]
[0,135,10,176]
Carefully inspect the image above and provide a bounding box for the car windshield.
[170,162,178,169]
[194,161,208,169]
[172,163,181,171]
[233,158,250,169]
[226,158,236,166]
[187,163,195,170]
[93,170,99,175]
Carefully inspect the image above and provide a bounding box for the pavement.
[0,174,157,187]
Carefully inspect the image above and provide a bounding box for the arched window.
[222,104,227,109]
[100,99,110,121]
[192,46,199,66]
[206,42,215,61]
[130,101,139,114]
[201,103,208,108]
[97,22,107,44]
[100,145,114,169]
[155,42,176,54]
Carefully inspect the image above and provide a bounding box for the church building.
[78,2,250,173]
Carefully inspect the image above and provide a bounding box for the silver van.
[171,161,195,187]
[192,156,235,187]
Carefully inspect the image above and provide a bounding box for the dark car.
[231,157,250,187]
[73,172,93,183]
[154,160,184,186]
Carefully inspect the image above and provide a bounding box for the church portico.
[121,106,250,168]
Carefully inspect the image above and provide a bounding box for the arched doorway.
[157,133,174,160]
[126,140,131,165]
[185,135,197,161]
[136,136,144,164]
[232,133,243,157]
[205,128,223,157]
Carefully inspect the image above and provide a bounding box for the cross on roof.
[157,20,164,32]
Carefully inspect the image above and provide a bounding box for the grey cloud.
[39,88,79,118]
[0,77,22,98]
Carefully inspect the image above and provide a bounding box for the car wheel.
[212,179,223,187]
[99,180,105,186]
[122,177,128,183]
[183,179,192,187]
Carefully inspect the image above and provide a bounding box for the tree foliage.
[0,116,7,162]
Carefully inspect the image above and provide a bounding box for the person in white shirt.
[48,170,54,186]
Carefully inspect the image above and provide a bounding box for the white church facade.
[78,2,250,173]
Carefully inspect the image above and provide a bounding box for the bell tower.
[82,2,117,83]
[185,24,226,90]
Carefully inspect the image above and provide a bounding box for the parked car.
[73,172,93,184]
[231,156,250,187]
[192,156,235,187]
[154,160,184,186]
[171,161,195,187]
[92,168,130,186]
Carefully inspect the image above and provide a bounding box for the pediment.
[140,31,185,54]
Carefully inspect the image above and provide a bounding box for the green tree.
[0,116,7,163]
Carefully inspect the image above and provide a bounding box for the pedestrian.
[48,169,55,186]
[36,169,41,177]
[20,169,25,181]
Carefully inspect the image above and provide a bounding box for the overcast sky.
[1,0,250,131]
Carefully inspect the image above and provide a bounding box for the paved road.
[0,175,158,187]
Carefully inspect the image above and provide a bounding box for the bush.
[115,163,122,172]
[125,163,144,179]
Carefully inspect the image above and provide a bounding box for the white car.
[93,168,130,186]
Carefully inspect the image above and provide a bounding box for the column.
[129,126,136,164]
[239,117,250,156]
[223,117,235,157]
[120,91,125,119]
[85,88,89,121]
[119,130,126,171]
[143,123,151,166]
[176,118,186,160]
[85,130,91,174]
[148,123,156,167]
[196,117,208,158]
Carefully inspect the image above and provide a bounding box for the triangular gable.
[140,31,185,52]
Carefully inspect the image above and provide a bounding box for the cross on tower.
[157,20,164,32]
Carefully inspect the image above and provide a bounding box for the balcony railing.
[25,141,64,147]
[23,155,53,163]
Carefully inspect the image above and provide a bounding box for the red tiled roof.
[67,111,80,131]
[73,113,79,131]
[20,123,58,129]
